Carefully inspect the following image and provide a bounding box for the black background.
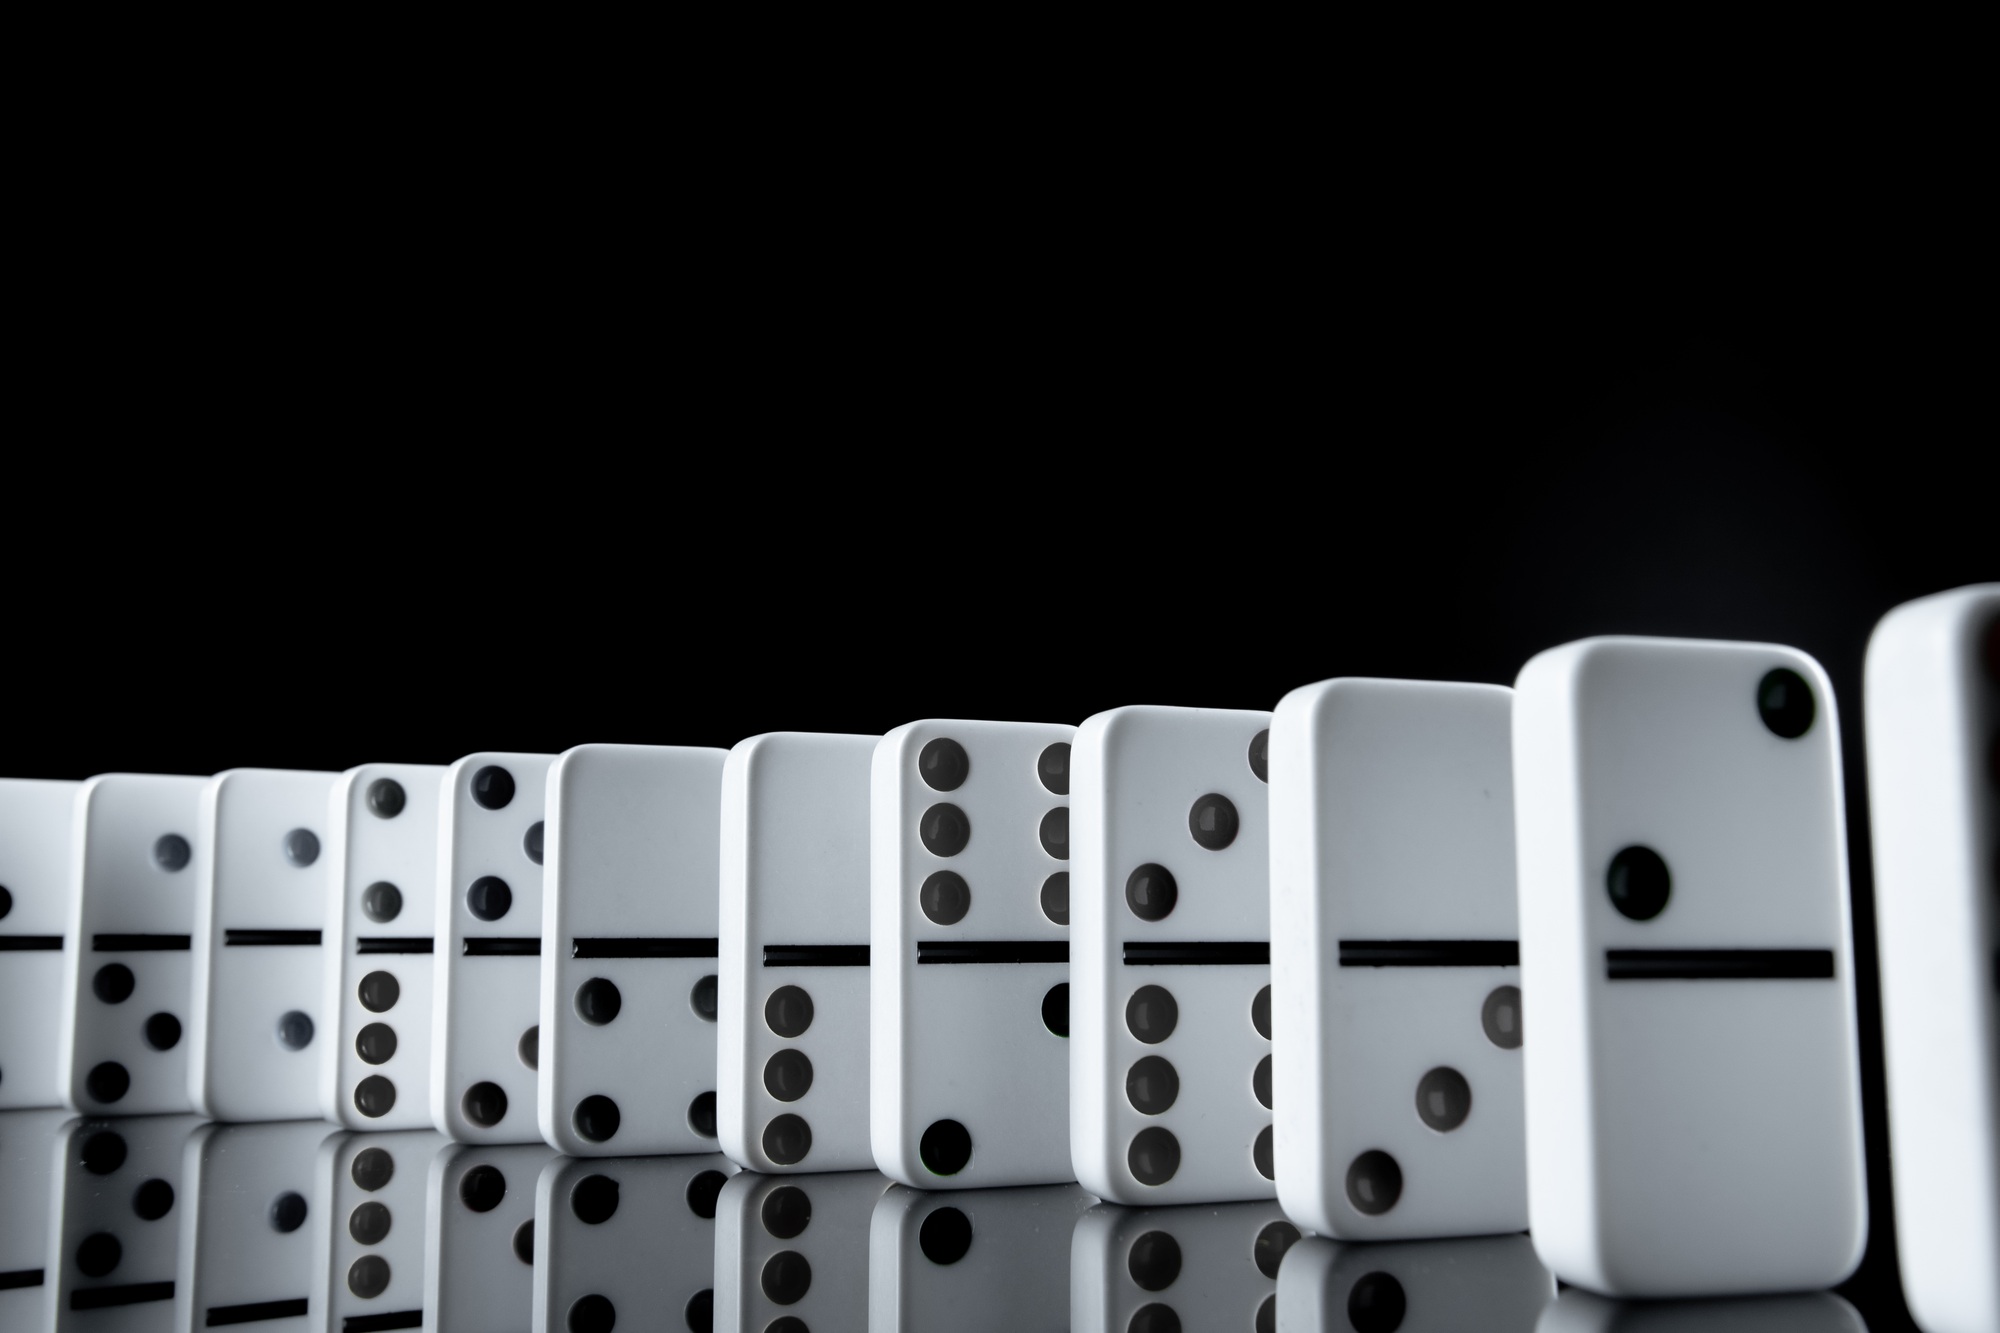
[12,300,1987,1327]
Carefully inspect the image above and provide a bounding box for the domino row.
[1,585,1993,1319]
[0,1113,1870,1333]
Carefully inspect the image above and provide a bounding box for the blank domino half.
[1537,1288,1866,1332]
[871,719,1076,1189]
[539,744,727,1157]
[713,1169,887,1331]
[175,1121,335,1333]
[309,1129,445,1333]
[425,1142,557,1332]
[60,775,208,1116]
[533,1153,739,1333]
[190,769,339,1122]
[719,731,878,1174]
[1866,583,2000,1333]
[1070,1199,1299,1333]
[0,779,79,1110]
[1072,706,1275,1205]
[1273,1235,1554,1332]
[0,1108,69,1326]
[431,753,553,1145]
[869,1182,1095,1333]
[48,1113,204,1329]
[320,764,446,1131]
[1269,678,1526,1239]
[1513,637,1867,1296]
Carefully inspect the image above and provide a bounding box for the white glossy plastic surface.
[319,764,447,1131]
[190,769,338,1121]
[431,753,553,1145]
[0,779,80,1110]
[1865,583,2000,1333]
[1269,678,1526,1238]
[1513,637,1866,1296]
[718,732,878,1173]
[59,774,208,1116]
[537,744,727,1157]
[871,719,1075,1189]
[1072,706,1274,1205]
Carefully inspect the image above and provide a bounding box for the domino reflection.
[871,1180,1095,1332]
[1537,1287,1867,1332]
[1274,1233,1553,1332]
[1072,1198,1300,1333]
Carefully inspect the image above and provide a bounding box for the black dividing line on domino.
[764,944,870,967]
[1339,940,1520,968]
[92,934,191,951]
[919,941,1070,965]
[464,938,542,956]
[1121,942,1270,966]
[71,1280,175,1309]
[572,937,719,959]
[0,935,62,951]
[1605,948,1836,981]
[341,1311,424,1333]
[206,1296,310,1325]
[0,1268,44,1291]
[224,930,323,947]
[356,937,435,955]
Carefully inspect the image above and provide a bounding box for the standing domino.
[870,1183,1095,1332]
[533,1153,738,1333]
[190,769,339,1122]
[425,1142,557,1332]
[1273,1235,1554,1332]
[713,1169,887,1330]
[60,775,208,1115]
[0,779,80,1109]
[1072,706,1274,1204]
[718,732,877,1174]
[1513,636,1867,1295]
[431,753,554,1144]
[1071,1199,1299,1333]
[871,719,1076,1188]
[1,1109,70,1326]
[48,1113,204,1328]
[310,1130,445,1333]
[1269,678,1526,1238]
[539,744,727,1157]
[175,1121,335,1332]
[321,764,446,1131]
[1865,583,2000,1333]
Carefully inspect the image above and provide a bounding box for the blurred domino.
[1071,1199,1299,1333]
[871,720,1075,1188]
[59,775,208,1115]
[431,753,553,1144]
[533,1153,738,1333]
[1537,1288,1866,1332]
[190,769,339,1121]
[310,1129,444,1333]
[1,1109,69,1326]
[539,744,727,1157]
[1072,706,1274,1205]
[320,764,446,1130]
[425,1142,557,1332]
[48,1112,203,1328]
[713,1169,887,1330]
[1269,678,1526,1238]
[175,1121,335,1332]
[1513,637,1867,1295]
[869,1182,1095,1332]
[0,779,80,1109]
[1865,583,2000,1333]
[1273,1234,1553,1332]
[718,732,877,1174]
